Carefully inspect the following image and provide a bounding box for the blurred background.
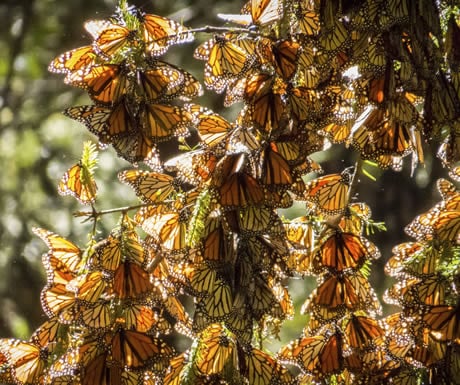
[0,0,449,344]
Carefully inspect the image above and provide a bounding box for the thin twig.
[74,203,149,219]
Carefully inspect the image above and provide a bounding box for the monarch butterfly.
[139,102,193,143]
[126,302,172,335]
[411,328,446,367]
[44,256,78,291]
[201,279,234,319]
[85,19,136,57]
[432,210,460,244]
[278,327,344,375]
[285,219,314,249]
[401,275,450,307]
[390,242,424,265]
[164,149,218,185]
[217,0,282,27]
[268,139,305,167]
[137,61,202,102]
[338,202,373,235]
[312,231,379,273]
[109,328,174,370]
[345,314,385,350]
[41,280,77,321]
[0,339,48,385]
[30,317,63,349]
[119,169,177,204]
[212,153,265,208]
[404,205,443,241]
[423,304,460,341]
[141,13,193,55]
[383,0,411,25]
[82,350,126,385]
[244,233,290,272]
[305,305,347,334]
[65,63,129,106]
[161,294,193,335]
[388,94,420,125]
[307,272,361,311]
[223,76,248,107]
[295,3,320,36]
[384,241,424,277]
[110,127,160,165]
[48,45,97,78]
[225,305,253,345]
[352,108,415,159]
[319,19,350,53]
[236,205,274,234]
[194,35,256,93]
[79,300,113,330]
[320,119,353,145]
[112,261,153,299]
[191,106,233,148]
[64,101,135,144]
[140,206,189,253]
[437,178,458,200]
[406,206,460,243]
[284,221,314,272]
[304,271,381,315]
[288,86,320,123]
[271,39,300,80]
[175,262,218,296]
[200,218,235,262]
[67,271,106,304]
[162,351,189,385]
[274,281,294,317]
[242,73,286,133]
[195,324,237,376]
[260,143,293,186]
[359,42,387,84]
[58,161,98,205]
[383,312,419,361]
[117,218,148,266]
[242,347,294,385]
[227,125,261,153]
[296,44,320,83]
[32,227,82,273]
[45,331,107,381]
[303,167,354,215]
[220,170,267,208]
[91,235,123,272]
[248,275,284,320]
[40,253,82,320]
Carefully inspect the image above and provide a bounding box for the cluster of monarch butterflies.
[1,0,460,384]
[278,170,387,383]
[50,4,201,170]
[380,172,460,385]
